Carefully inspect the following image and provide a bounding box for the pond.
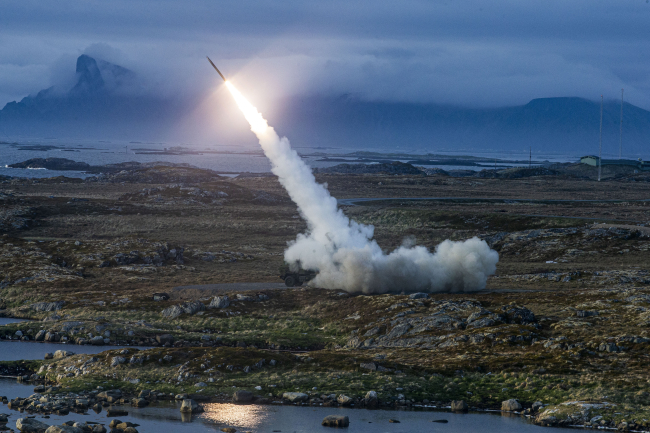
[0,317,32,325]
[0,340,150,361]
[0,389,575,433]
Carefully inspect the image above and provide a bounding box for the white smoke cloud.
[225,82,499,294]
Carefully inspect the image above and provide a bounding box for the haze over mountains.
[1,54,649,156]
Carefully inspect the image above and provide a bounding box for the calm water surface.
[0,388,576,433]
[0,340,149,361]
[0,317,31,325]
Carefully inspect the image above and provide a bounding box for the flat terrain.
[1,164,650,429]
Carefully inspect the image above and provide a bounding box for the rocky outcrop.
[30,301,64,312]
[161,301,205,319]
[209,296,230,309]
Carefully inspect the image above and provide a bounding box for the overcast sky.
[1,0,649,109]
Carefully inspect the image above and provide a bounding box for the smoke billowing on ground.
[225,82,499,294]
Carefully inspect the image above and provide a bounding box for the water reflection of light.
[200,403,270,430]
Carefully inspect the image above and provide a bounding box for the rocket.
[206,57,227,82]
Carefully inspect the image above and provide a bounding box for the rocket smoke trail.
[224,81,499,294]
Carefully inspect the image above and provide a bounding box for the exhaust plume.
[224,82,499,294]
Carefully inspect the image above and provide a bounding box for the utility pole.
[619,88,624,159]
[598,95,603,182]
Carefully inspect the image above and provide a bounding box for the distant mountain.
[0,55,185,141]
[1,54,649,155]
[268,96,650,156]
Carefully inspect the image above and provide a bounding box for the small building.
[580,155,650,171]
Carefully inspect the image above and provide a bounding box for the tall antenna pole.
[598,95,603,182]
[619,88,624,159]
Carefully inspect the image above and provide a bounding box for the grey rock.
[408,292,428,299]
[322,415,349,427]
[162,301,205,318]
[152,293,169,301]
[194,382,207,387]
[44,426,83,433]
[209,296,230,309]
[531,401,544,412]
[386,323,412,339]
[236,294,255,301]
[451,400,468,412]
[232,390,253,403]
[179,399,203,413]
[34,330,46,341]
[360,362,377,371]
[501,306,536,324]
[502,399,522,411]
[97,389,122,399]
[53,350,74,359]
[363,327,381,337]
[30,301,64,312]
[131,398,149,408]
[576,310,599,318]
[16,417,50,432]
[337,394,353,405]
[89,336,105,346]
[110,357,126,367]
[282,392,309,403]
[599,342,618,352]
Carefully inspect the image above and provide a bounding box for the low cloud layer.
[0,1,649,109]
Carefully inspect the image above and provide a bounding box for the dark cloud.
[0,0,649,108]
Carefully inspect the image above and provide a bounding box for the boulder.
[337,394,353,406]
[502,399,522,411]
[53,350,74,359]
[451,400,468,412]
[110,357,126,367]
[531,401,544,412]
[16,417,50,432]
[180,399,203,413]
[364,390,378,408]
[44,426,83,433]
[152,293,170,301]
[91,425,106,433]
[322,415,350,427]
[209,296,230,309]
[232,390,253,403]
[360,362,377,371]
[156,334,174,345]
[131,398,148,408]
[282,392,309,403]
[34,330,46,341]
[44,353,53,360]
[408,292,429,299]
[89,336,105,346]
